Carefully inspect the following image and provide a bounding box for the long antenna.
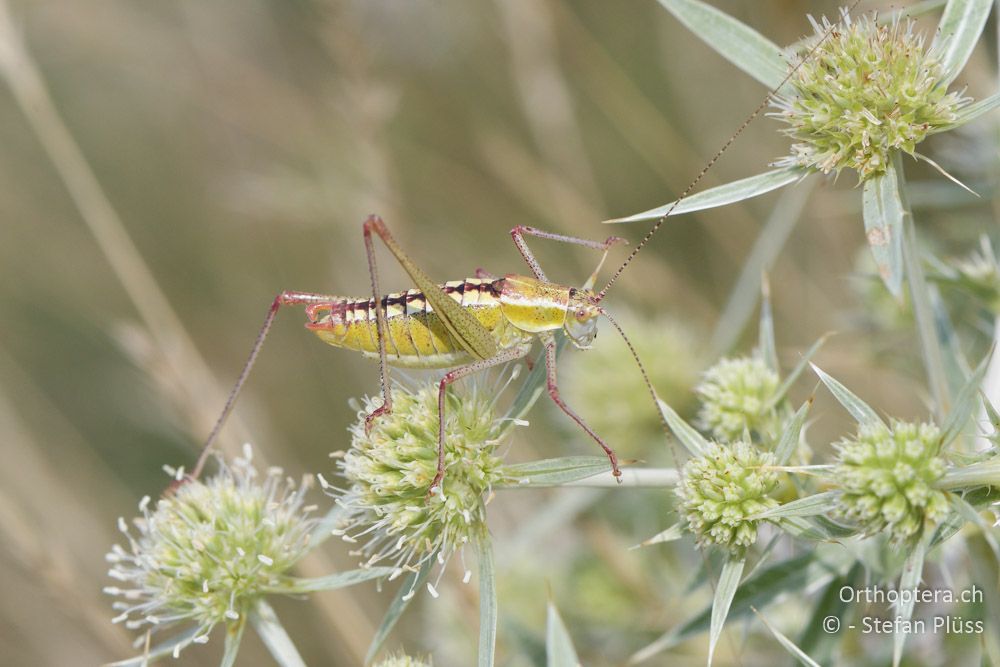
[597,306,670,437]
[597,0,864,302]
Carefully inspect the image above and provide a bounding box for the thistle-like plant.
[104,446,390,666]
[676,441,779,552]
[327,372,623,666]
[834,420,950,544]
[773,13,968,180]
[610,1,999,301]
[696,356,780,442]
[328,381,506,576]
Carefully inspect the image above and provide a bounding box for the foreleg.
[542,334,622,481]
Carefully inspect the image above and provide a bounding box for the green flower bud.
[696,357,780,442]
[835,420,949,543]
[676,442,779,552]
[330,382,506,575]
[105,446,316,648]
[774,13,969,180]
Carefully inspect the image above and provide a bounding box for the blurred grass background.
[1,0,998,665]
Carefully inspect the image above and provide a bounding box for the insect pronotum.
[188,1,862,493]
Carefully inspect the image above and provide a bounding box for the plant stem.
[898,152,951,421]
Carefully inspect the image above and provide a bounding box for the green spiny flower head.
[676,442,779,552]
[105,446,316,644]
[835,420,950,543]
[330,381,506,575]
[774,12,969,180]
[696,356,780,442]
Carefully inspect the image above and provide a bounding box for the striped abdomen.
[305,279,533,368]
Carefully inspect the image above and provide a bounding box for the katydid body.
[188,6,860,492]
[191,216,631,492]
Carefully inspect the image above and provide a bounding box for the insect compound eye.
[576,309,588,321]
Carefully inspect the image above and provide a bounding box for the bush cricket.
[188,2,861,493]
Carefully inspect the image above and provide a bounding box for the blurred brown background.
[1,1,996,665]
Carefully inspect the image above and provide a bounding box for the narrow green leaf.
[104,626,201,666]
[930,0,992,85]
[901,173,952,421]
[250,599,307,667]
[752,491,837,521]
[308,504,347,550]
[939,351,991,449]
[710,179,815,357]
[220,617,247,667]
[499,456,610,487]
[774,398,812,465]
[776,515,837,541]
[885,0,948,20]
[708,556,745,666]
[798,564,863,664]
[811,364,884,426]
[632,522,685,550]
[606,168,803,224]
[275,566,395,594]
[862,166,905,297]
[657,398,708,457]
[365,558,435,665]
[758,279,779,374]
[928,283,972,395]
[479,536,498,667]
[951,494,1000,562]
[892,538,928,667]
[938,459,1000,490]
[657,0,787,88]
[629,551,847,664]
[808,515,858,539]
[770,335,830,408]
[985,388,1000,422]
[546,601,582,667]
[946,91,1000,128]
[752,608,821,667]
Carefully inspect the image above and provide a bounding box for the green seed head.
[105,446,316,643]
[774,13,968,180]
[697,357,780,442]
[676,442,779,552]
[835,420,949,544]
[331,382,506,573]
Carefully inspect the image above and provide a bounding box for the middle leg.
[430,345,529,493]
[510,225,627,288]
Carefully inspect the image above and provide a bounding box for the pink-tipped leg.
[428,346,529,496]
[364,402,392,435]
[362,215,396,437]
[542,335,622,482]
[185,290,342,488]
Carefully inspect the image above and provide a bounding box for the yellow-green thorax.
[303,275,601,368]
